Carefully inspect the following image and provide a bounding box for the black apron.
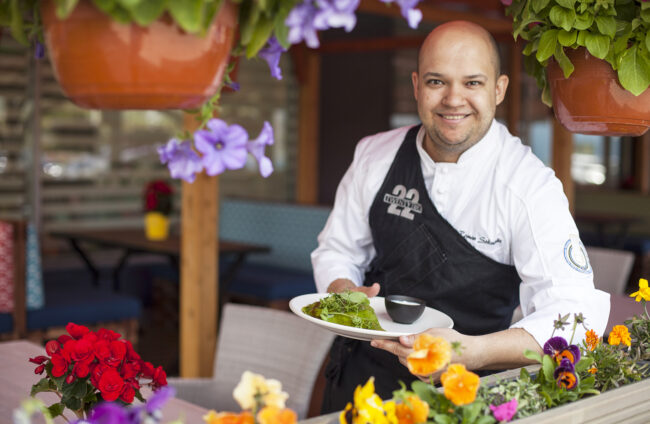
[321,125,521,413]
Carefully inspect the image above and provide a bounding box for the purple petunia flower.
[34,41,45,59]
[247,121,275,178]
[146,385,176,414]
[194,118,249,176]
[258,37,287,80]
[87,402,128,424]
[158,138,204,183]
[380,0,422,29]
[489,398,518,422]
[554,358,578,390]
[286,0,322,48]
[313,0,360,32]
[225,81,240,91]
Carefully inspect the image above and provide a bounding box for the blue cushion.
[623,236,650,255]
[0,313,12,333]
[220,199,330,273]
[227,264,316,300]
[26,279,141,331]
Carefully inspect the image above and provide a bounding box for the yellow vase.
[144,212,169,241]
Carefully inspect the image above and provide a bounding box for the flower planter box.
[299,368,650,424]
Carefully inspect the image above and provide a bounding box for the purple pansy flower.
[554,358,578,390]
[34,41,45,59]
[247,121,275,178]
[158,139,203,183]
[489,398,518,422]
[286,0,322,48]
[543,336,580,364]
[225,81,240,91]
[313,0,360,32]
[258,37,287,80]
[86,402,128,424]
[194,118,249,176]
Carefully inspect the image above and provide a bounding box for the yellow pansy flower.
[406,334,452,376]
[630,278,650,302]
[440,363,480,406]
[233,371,289,411]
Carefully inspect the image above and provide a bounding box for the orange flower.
[257,406,297,424]
[585,329,600,351]
[406,334,452,376]
[440,364,480,406]
[395,395,429,424]
[203,411,255,424]
[588,366,597,374]
[608,325,631,347]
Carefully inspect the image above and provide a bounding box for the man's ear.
[411,71,419,101]
[495,74,509,106]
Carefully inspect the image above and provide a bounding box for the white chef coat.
[311,120,610,346]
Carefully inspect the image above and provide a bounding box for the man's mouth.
[438,113,469,120]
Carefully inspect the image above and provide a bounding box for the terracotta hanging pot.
[547,47,650,136]
[40,0,237,110]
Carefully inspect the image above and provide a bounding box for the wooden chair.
[168,303,336,419]
[0,220,141,344]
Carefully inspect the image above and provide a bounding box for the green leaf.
[618,44,650,95]
[531,0,551,13]
[523,349,543,363]
[574,357,592,373]
[130,0,167,26]
[585,32,610,59]
[9,0,28,45]
[646,30,650,52]
[549,6,576,31]
[542,355,555,382]
[433,415,455,424]
[115,0,143,8]
[558,29,577,46]
[537,29,559,62]
[62,394,82,411]
[47,403,65,418]
[168,0,203,34]
[30,378,55,397]
[0,2,12,27]
[594,15,616,38]
[574,12,594,30]
[55,0,80,19]
[555,43,575,78]
[555,0,576,8]
[91,0,117,14]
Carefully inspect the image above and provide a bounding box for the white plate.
[289,293,454,341]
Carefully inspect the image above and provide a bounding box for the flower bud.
[34,364,45,374]
[65,373,76,384]
[29,355,48,364]
[45,340,60,356]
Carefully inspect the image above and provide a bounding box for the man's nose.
[441,84,465,107]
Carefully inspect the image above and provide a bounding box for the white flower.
[233,371,289,410]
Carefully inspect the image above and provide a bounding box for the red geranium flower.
[51,353,69,377]
[66,323,90,339]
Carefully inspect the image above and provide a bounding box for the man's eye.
[467,81,482,86]
[426,79,443,85]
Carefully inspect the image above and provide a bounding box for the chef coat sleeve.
[508,170,610,346]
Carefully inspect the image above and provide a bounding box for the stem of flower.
[569,320,578,345]
[644,300,649,320]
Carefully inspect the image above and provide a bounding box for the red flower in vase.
[143,179,174,215]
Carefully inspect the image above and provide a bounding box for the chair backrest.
[585,246,635,295]
[211,303,336,419]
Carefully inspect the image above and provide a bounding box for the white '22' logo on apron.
[383,184,423,221]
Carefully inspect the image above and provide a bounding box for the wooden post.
[179,114,219,377]
[635,132,650,194]
[295,48,321,204]
[507,41,522,137]
[552,119,574,214]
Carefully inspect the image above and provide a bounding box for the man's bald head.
[417,21,502,78]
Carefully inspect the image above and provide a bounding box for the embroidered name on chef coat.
[564,235,592,273]
[383,184,423,220]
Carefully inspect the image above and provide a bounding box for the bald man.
[311,21,609,412]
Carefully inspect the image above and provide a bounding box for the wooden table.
[50,228,270,292]
[0,340,210,424]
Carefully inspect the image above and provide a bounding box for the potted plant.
[0,0,425,182]
[143,179,173,241]
[503,0,650,136]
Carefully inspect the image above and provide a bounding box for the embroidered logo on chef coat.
[563,236,592,273]
[384,184,423,221]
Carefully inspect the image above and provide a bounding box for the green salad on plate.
[301,291,384,331]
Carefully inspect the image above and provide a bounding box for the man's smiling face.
[412,22,509,162]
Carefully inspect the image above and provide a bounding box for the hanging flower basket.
[548,48,650,137]
[40,0,237,110]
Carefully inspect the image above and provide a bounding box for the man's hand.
[326,279,380,298]
[371,327,541,380]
